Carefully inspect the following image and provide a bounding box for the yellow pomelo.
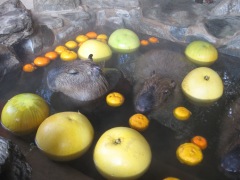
[108,28,140,53]
[35,111,94,161]
[181,67,223,105]
[1,93,49,135]
[185,40,218,66]
[78,39,112,62]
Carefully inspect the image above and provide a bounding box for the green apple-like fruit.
[78,39,112,62]
[181,67,224,105]
[93,127,152,180]
[108,29,140,53]
[1,93,49,135]
[35,111,94,161]
[185,40,218,66]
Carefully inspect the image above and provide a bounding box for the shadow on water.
[1,31,240,179]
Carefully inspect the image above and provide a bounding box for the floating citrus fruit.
[86,31,98,39]
[54,45,68,55]
[173,106,192,121]
[191,135,208,150]
[176,143,203,166]
[185,40,218,66]
[108,28,140,53]
[129,113,149,131]
[106,92,125,107]
[33,57,50,67]
[35,112,94,161]
[181,67,224,105]
[75,35,89,43]
[1,93,49,135]
[78,39,112,62]
[60,50,78,61]
[97,34,108,40]
[163,177,180,180]
[44,51,58,60]
[148,37,159,43]
[65,40,78,49]
[140,40,149,46]
[23,63,36,72]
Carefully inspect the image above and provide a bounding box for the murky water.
[1,28,240,180]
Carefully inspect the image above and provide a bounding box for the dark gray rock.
[0,45,21,93]
[0,136,32,180]
[0,0,33,46]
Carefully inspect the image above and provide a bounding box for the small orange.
[60,50,78,61]
[148,37,159,44]
[75,35,89,43]
[44,51,58,60]
[97,38,107,44]
[191,135,208,150]
[86,31,98,39]
[163,177,180,180]
[140,40,149,46]
[173,106,192,121]
[33,57,50,67]
[54,45,68,55]
[96,34,108,40]
[129,113,149,131]
[176,143,203,166]
[106,92,125,107]
[23,63,36,72]
[65,40,78,49]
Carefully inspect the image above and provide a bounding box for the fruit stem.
[114,138,121,144]
[204,75,210,81]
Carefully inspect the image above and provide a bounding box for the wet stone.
[0,136,32,180]
[0,0,33,46]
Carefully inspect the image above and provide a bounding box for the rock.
[81,0,139,9]
[210,0,240,16]
[33,0,81,12]
[0,0,33,46]
[0,45,21,95]
[217,97,240,179]
[0,136,31,180]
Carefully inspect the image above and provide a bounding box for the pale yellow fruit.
[185,40,218,66]
[1,93,49,135]
[108,28,140,53]
[93,127,152,180]
[35,112,94,161]
[78,39,112,62]
[181,67,224,105]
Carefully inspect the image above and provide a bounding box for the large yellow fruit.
[35,111,94,161]
[1,93,49,135]
[181,67,224,105]
[93,127,152,180]
[185,40,218,66]
[78,39,112,62]
[108,28,140,53]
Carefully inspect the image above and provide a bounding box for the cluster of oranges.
[22,31,108,73]
[140,36,159,46]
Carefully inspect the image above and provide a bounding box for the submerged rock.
[0,0,33,46]
[0,136,31,180]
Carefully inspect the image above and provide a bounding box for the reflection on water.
[1,30,240,179]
